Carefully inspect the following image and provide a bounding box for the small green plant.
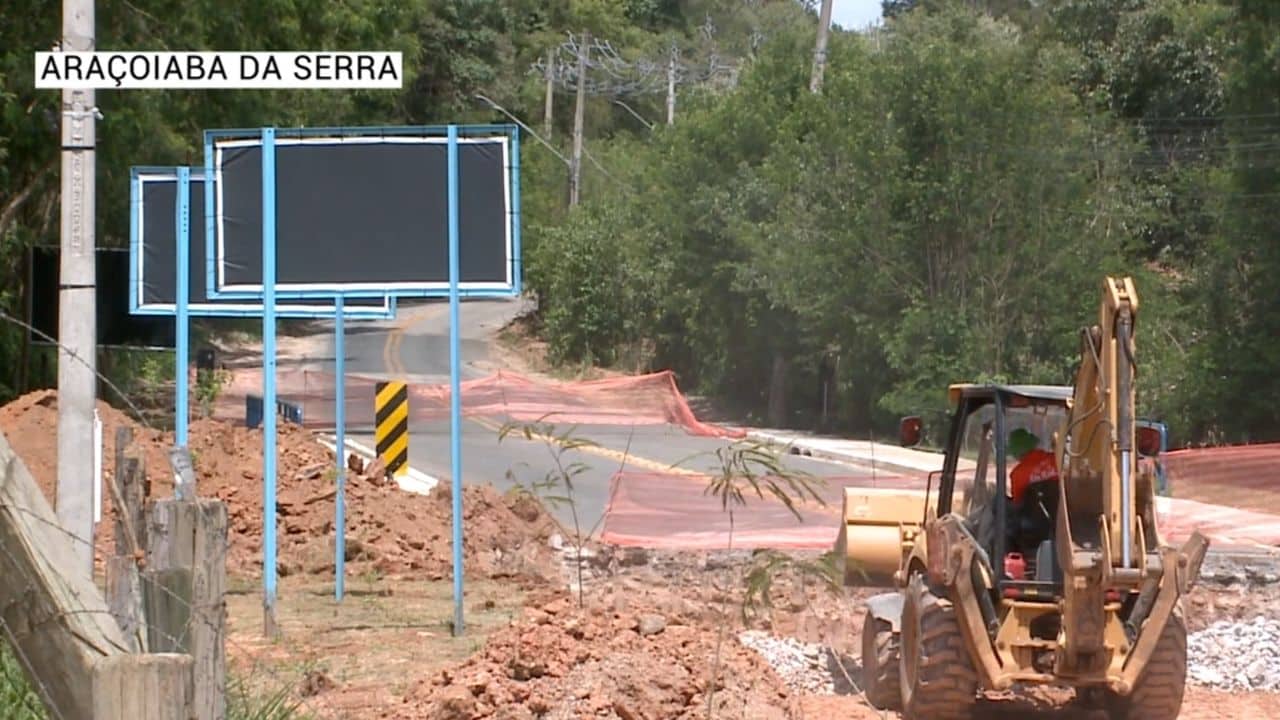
[227,671,312,720]
[499,414,606,609]
[0,641,45,720]
[676,440,830,719]
[195,367,230,418]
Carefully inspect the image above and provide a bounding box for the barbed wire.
[0,310,160,434]
[0,497,351,719]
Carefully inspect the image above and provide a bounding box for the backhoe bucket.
[835,488,926,587]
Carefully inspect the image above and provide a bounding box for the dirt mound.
[0,391,560,582]
[198,419,559,580]
[0,389,177,561]
[401,589,799,720]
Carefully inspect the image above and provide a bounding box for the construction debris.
[1189,617,1280,692]
[401,592,800,720]
[737,631,838,694]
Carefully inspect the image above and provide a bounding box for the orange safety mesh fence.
[403,370,743,437]
[601,468,1280,551]
[211,368,744,438]
[1161,442,1280,516]
[600,471,925,551]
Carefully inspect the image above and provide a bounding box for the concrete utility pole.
[543,48,555,137]
[666,48,677,125]
[569,32,588,208]
[810,0,834,93]
[58,0,97,577]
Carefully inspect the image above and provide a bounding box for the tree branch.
[0,159,57,242]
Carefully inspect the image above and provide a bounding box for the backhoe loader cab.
[839,277,1209,720]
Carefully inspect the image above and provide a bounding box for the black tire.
[1108,608,1188,720]
[899,574,978,720]
[861,610,902,710]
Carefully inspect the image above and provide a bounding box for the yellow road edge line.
[469,415,703,477]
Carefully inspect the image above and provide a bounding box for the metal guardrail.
[244,395,303,428]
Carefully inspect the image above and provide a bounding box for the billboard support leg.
[262,127,279,638]
[334,294,345,604]
[511,128,522,294]
[175,167,191,463]
[447,125,465,636]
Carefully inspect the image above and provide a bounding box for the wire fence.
[0,497,354,720]
[0,309,356,719]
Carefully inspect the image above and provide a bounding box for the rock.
[508,655,547,680]
[1188,616,1280,691]
[493,706,534,720]
[620,547,650,567]
[299,669,335,697]
[432,686,478,720]
[638,614,667,637]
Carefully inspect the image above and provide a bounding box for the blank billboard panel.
[209,131,516,297]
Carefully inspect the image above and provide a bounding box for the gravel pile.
[1188,616,1280,691]
[738,630,836,694]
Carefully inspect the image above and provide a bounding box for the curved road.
[322,299,873,534]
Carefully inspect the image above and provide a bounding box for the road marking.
[377,304,705,479]
[317,435,439,495]
[382,303,448,377]
[467,414,704,477]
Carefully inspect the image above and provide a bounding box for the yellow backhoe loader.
[837,277,1208,719]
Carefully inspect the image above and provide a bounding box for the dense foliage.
[1,0,1277,445]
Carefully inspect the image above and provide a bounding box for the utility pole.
[666,47,677,125]
[810,0,834,93]
[58,0,97,577]
[569,32,588,208]
[543,48,555,137]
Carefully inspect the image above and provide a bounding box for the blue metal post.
[262,127,279,634]
[175,167,191,454]
[447,125,465,635]
[129,171,140,313]
[334,294,346,603]
[510,129,522,294]
[204,139,216,295]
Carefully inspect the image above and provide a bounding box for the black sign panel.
[133,170,391,317]
[212,134,514,295]
[32,247,176,348]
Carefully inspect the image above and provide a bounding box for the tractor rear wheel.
[899,574,978,720]
[1108,608,1188,720]
[861,610,901,710]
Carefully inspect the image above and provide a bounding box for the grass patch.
[0,641,45,720]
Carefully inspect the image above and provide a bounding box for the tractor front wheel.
[899,573,978,720]
[861,609,901,710]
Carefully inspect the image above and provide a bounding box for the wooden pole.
[666,48,677,125]
[570,31,588,208]
[92,653,194,719]
[144,498,227,720]
[810,0,834,93]
[106,427,148,652]
[543,47,555,138]
[0,430,129,719]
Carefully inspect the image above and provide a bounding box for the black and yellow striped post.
[374,381,410,476]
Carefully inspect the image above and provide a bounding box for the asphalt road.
[318,299,872,532]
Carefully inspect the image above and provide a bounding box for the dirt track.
[4,389,1280,718]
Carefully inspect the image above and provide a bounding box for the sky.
[830,0,884,30]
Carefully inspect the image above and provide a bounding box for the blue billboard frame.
[201,123,522,300]
[203,124,522,634]
[129,164,398,591]
[128,166,397,320]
